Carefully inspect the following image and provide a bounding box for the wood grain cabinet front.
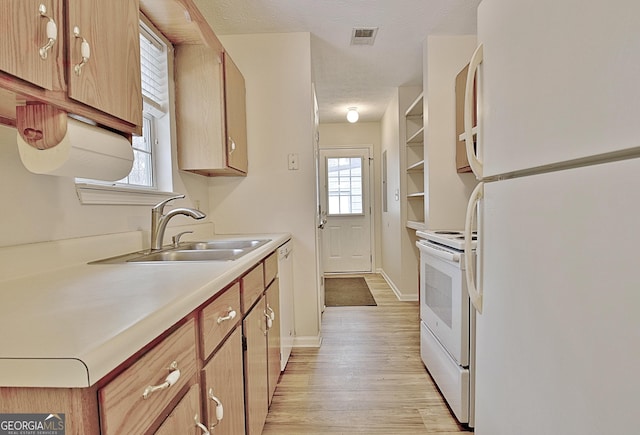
[200,282,241,360]
[0,0,65,91]
[155,383,204,435]
[175,45,248,176]
[0,0,142,135]
[241,263,265,313]
[99,319,197,435]
[243,294,269,435]
[202,327,246,435]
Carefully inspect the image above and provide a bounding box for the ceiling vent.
[351,27,378,46]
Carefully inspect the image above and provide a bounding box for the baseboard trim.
[377,268,419,302]
[293,335,323,348]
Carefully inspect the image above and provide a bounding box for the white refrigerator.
[462,1,640,434]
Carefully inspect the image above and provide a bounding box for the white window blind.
[140,25,168,116]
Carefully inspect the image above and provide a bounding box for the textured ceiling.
[194,0,480,123]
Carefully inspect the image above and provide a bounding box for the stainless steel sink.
[90,239,271,264]
[178,239,269,251]
[128,248,245,262]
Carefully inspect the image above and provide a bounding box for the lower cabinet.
[0,246,288,435]
[243,295,269,435]
[99,319,197,434]
[202,327,246,435]
[155,383,204,435]
[266,278,281,404]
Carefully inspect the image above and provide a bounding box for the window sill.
[76,183,180,206]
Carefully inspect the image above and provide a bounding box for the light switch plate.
[288,153,299,170]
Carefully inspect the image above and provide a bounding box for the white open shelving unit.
[404,92,425,230]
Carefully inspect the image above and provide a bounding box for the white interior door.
[320,148,372,273]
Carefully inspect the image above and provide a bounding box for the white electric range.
[415,229,477,427]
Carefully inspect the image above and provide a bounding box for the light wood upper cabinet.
[0,0,65,91]
[175,45,248,176]
[0,0,142,135]
[66,0,142,127]
[223,53,248,173]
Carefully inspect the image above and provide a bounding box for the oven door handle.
[416,241,460,263]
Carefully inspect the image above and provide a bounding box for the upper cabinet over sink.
[0,0,143,135]
[141,0,249,176]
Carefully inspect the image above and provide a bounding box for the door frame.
[318,145,376,275]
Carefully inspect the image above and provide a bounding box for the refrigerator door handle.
[465,44,484,180]
[465,182,484,313]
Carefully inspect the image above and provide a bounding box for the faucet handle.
[172,231,193,247]
[152,194,185,213]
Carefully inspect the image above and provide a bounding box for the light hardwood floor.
[262,273,472,434]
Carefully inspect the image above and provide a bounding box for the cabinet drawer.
[99,319,197,435]
[264,251,278,287]
[201,282,241,360]
[242,263,264,313]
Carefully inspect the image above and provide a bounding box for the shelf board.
[405,92,424,117]
[406,220,426,231]
[407,160,424,171]
[407,127,424,144]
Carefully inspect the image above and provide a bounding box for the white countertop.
[0,232,290,388]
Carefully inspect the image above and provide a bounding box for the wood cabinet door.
[266,279,281,404]
[0,0,64,91]
[223,53,248,173]
[203,327,246,435]
[155,383,202,435]
[243,295,268,435]
[66,0,142,127]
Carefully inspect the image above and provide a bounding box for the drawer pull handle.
[38,4,57,60]
[266,305,276,321]
[73,26,91,76]
[217,307,237,324]
[194,414,210,435]
[208,388,224,428]
[264,311,273,330]
[142,361,180,399]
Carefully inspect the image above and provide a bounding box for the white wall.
[0,122,209,248]
[379,92,403,293]
[209,33,321,346]
[318,122,382,270]
[424,35,478,229]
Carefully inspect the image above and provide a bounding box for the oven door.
[417,240,470,366]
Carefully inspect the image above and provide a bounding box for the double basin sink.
[92,239,270,264]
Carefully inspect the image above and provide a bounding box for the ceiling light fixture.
[346,107,359,123]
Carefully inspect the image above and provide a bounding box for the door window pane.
[326,157,363,215]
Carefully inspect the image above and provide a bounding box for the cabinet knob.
[38,4,57,60]
[73,26,91,76]
[228,137,236,155]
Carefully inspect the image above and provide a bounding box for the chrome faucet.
[150,195,206,251]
